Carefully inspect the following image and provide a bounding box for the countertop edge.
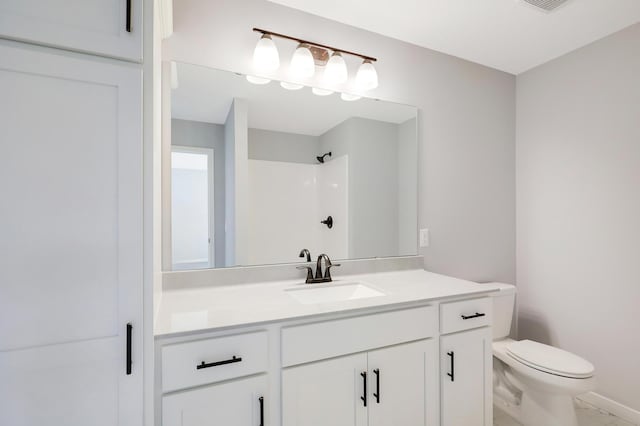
[154,287,499,340]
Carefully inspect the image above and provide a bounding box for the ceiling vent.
[523,0,572,12]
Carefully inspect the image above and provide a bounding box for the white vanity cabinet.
[163,375,268,426]
[0,0,143,60]
[368,340,437,426]
[282,339,436,426]
[282,352,368,426]
[0,43,143,426]
[156,295,494,426]
[280,306,439,426]
[159,331,270,426]
[439,298,493,426]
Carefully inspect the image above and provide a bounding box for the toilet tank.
[485,283,516,340]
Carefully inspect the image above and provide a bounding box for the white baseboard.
[577,392,640,425]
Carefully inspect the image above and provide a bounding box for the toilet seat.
[506,340,594,379]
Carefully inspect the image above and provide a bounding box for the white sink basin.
[286,281,385,305]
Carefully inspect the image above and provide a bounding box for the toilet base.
[520,388,578,426]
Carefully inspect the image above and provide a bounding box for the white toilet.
[487,283,596,426]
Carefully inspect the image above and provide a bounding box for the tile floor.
[494,399,638,426]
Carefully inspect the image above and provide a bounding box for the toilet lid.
[506,340,595,379]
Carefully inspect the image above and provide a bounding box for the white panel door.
[162,375,268,426]
[0,0,142,61]
[367,339,437,426]
[440,328,493,426]
[282,353,368,426]
[0,43,142,425]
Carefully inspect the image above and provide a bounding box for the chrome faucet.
[297,251,340,284]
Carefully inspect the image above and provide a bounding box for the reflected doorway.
[171,147,214,270]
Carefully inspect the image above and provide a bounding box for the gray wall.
[248,128,320,164]
[165,0,516,284]
[224,107,236,266]
[397,118,418,255]
[516,23,640,411]
[321,117,400,259]
[223,99,250,266]
[171,118,226,267]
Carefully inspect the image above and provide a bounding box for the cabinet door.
[0,0,142,61]
[282,353,368,426]
[368,339,437,426]
[0,44,142,426]
[163,375,268,426]
[440,328,492,426]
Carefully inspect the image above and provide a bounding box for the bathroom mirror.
[166,62,418,271]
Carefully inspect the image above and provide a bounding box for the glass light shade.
[253,34,280,73]
[340,93,361,102]
[280,81,304,90]
[324,52,348,85]
[355,59,378,90]
[312,87,333,96]
[246,75,271,85]
[290,44,315,79]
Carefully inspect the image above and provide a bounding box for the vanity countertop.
[154,269,503,338]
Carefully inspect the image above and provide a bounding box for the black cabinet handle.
[258,396,264,426]
[126,0,132,32]
[461,312,486,320]
[196,355,242,370]
[447,351,455,382]
[373,368,380,403]
[126,323,132,375]
[360,371,367,407]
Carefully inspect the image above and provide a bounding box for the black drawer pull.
[196,355,242,370]
[259,396,264,426]
[461,312,486,320]
[373,368,380,403]
[126,0,132,32]
[447,351,455,382]
[360,371,367,407]
[126,323,132,375]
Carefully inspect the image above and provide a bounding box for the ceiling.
[171,63,416,136]
[267,0,640,74]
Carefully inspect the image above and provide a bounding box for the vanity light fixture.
[252,34,280,73]
[324,52,348,85]
[290,43,316,79]
[355,59,379,90]
[251,28,378,90]
[246,75,271,85]
[280,81,304,90]
[312,87,334,96]
[340,93,361,102]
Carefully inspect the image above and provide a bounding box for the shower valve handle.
[321,216,333,229]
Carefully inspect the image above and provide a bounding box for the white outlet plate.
[419,228,429,247]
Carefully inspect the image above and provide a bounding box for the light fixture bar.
[253,27,377,62]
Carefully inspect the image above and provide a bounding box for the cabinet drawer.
[440,297,492,334]
[282,305,437,367]
[162,331,268,392]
